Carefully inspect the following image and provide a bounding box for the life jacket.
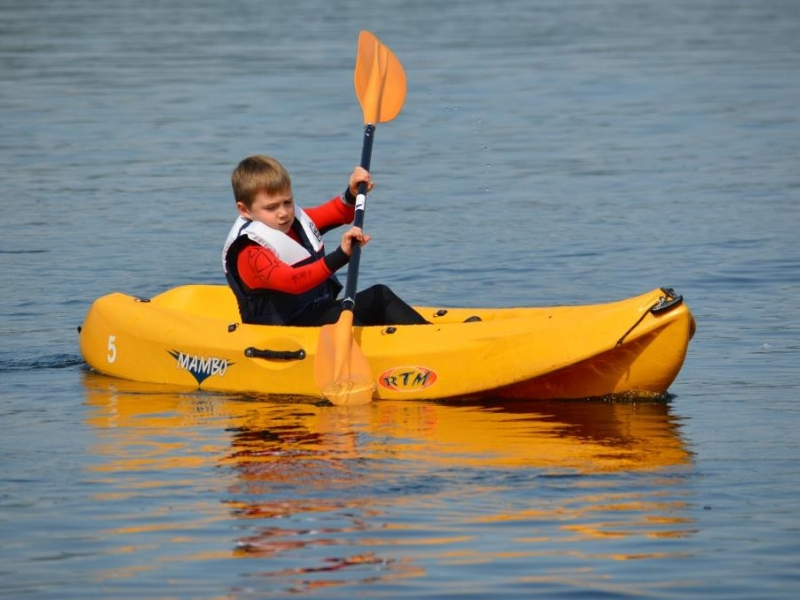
[222,209,341,325]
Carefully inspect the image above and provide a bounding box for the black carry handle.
[245,347,306,361]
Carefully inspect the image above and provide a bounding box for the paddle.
[314,30,407,406]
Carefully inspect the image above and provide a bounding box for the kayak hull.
[78,285,695,401]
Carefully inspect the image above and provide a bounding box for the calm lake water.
[2,0,799,598]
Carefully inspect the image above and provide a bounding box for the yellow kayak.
[78,285,695,401]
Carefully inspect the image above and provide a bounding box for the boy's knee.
[371,283,391,297]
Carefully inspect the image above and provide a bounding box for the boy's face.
[238,189,295,234]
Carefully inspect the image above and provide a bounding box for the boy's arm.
[304,191,357,235]
[237,243,349,294]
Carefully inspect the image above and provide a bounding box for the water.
[2,0,799,597]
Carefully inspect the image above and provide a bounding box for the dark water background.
[2,0,799,597]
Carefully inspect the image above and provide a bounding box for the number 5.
[107,335,117,363]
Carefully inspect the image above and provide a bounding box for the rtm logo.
[168,350,233,385]
[378,366,438,392]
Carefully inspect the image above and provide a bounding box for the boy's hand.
[340,226,371,256]
[348,167,374,198]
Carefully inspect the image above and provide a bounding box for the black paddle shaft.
[342,123,375,310]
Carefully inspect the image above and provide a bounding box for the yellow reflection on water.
[84,373,689,472]
[82,372,693,591]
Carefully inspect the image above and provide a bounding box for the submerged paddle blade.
[315,311,375,406]
[354,30,407,124]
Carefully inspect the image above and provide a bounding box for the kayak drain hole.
[383,327,397,335]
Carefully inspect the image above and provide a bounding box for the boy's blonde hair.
[231,155,292,208]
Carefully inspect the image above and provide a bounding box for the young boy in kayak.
[222,155,428,326]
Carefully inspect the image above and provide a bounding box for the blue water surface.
[1,0,799,598]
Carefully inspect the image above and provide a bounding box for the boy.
[222,155,428,326]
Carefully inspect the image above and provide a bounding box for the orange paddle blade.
[314,311,375,406]
[354,30,407,124]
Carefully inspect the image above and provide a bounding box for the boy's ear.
[236,201,251,219]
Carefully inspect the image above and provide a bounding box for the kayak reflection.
[83,372,690,475]
[83,372,693,590]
